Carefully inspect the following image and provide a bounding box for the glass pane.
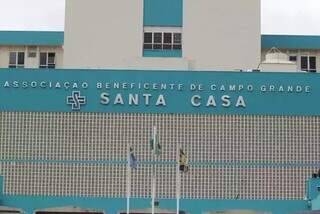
[143,44,153,49]
[301,56,308,70]
[48,53,55,64]
[153,44,162,50]
[173,44,182,50]
[17,52,25,65]
[309,56,316,70]
[174,33,182,44]
[144,32,152,43]
[40,53,47,66]
[289,56,297,62]
[154,33,162,43]
[163,44,172,50]
[163,33,172,44]
[9,52,16,65]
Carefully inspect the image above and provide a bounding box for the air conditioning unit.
[28,52,37,58]
[264,47,292,64]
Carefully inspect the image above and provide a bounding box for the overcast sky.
[0,0,319,35]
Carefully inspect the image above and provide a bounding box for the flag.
[179,149,189,172]
[150,132,161,156]
[129,147,137,169]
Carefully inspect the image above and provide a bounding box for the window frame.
[143,32,153,49]
[39,52,56,69]
[163,32,173,50]
[301,55,317,72]
[9,52,25,68]
[143,31,182,51]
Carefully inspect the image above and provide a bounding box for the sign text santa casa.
[0,69,317,116]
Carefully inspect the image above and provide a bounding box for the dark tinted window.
[163,33,172,43]
[153,44,162,50]
[9,52,16,65]
[143,44,153,49]
[48,53,55,64]
[309,56,316,71]
[163,44,172,50]
[173,33,182,44]
[301,56,308,71]
[143,31,182,51]
[173,44,182,50]
[40,53,47,66]
[153,33,162,43]
[144,32,152,43]
[163,33,172,50]
[17,52,25,65]
[289,56,297,62]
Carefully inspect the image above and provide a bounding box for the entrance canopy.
[0,206,25,214]
[34,206,104,214]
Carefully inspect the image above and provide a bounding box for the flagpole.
[151,126,157,214]
[176,144,181,214]
[152,172,156,214]
[126,145,131,214]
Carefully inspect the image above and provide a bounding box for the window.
[9,52,25,68]
[143,32,182,50]
[301,56,316,72]
[289,56,297,62]
[173,33,182,50]
[143,33,152,49]
[163,33,172,49]
[153,32,162,49]
[39,52,56,69]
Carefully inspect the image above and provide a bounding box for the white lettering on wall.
[235,96,246,108]
[221,95,231,107]
[156,95,166,106]
[191,95,201,107]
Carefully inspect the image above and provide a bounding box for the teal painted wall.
[0,69,320,116]
[0,196,310,214]
[261,35,320,50]
[143,50,182,57]
[144,0,183,26]
[0,31,64,46]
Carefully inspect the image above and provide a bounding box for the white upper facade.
[63,0,261,71]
